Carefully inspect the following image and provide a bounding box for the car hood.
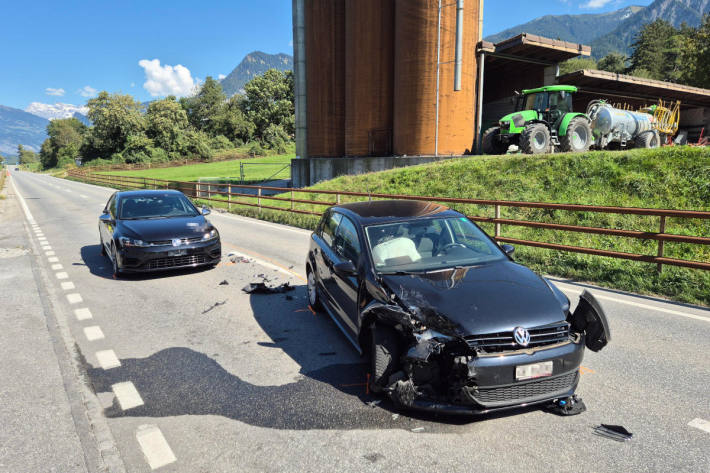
[119,216,211,241]
[379,261,565,336]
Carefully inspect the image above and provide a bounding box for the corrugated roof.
[477,33,590,67]
[558,69,710,108]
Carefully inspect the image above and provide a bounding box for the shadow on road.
[79,283,541,431]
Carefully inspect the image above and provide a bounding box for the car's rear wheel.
[307,267,323,311]
[370,324,400,393]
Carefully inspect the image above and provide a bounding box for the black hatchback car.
[306,200,610,415]
[99,190,221,277]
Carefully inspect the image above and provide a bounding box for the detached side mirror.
[501,244,515,256]
[333,260,357,277]
[202,206,211,216]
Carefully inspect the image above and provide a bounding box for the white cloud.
[130,82,136,87]
[77,85,98,98]
[218,74,226,80]
[45,87,65,96]
[26,102,89,120]
[581,0,612,8]
[138,58,196,97]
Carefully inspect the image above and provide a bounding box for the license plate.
[168,250,187,257]
[515,361,553,380]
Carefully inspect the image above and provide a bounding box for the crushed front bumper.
[116,239,221,273]
[389,335,585,415]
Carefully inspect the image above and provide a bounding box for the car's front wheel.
[110,243,122,279]
[370,324,400,393]
[307,267,322,311]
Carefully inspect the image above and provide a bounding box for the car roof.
[116,190,184,199]
[332,200,460,225]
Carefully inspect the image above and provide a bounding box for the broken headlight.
[415,329,455,342]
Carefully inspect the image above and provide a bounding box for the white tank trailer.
[586,100,660,149]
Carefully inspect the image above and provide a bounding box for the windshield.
[519,92,547,112]
[365,217,505,273]
[118,193,199,219]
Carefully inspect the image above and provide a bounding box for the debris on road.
[226,251,251,264]
[391,413,400,420]
[593,424,633,442]
[366,400,381,408]
[219,280,229,286]
[242,281,294,294]
[202,300,227,314]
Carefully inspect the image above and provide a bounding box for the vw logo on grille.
[172,238,182,247]
[513,326,530,347]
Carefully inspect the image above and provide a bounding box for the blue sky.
[0,0,651,111]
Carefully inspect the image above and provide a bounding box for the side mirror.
[333,260,357,277]
[501,244,515,256]
[100,213,115,225]
[202,206,211,216]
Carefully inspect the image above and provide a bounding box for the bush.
[262,123,290,153]
[179,130,212,160]
[210,135,233,150]
[247,141,266,157]
[149,147,169,163]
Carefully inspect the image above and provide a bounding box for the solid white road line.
[48,256,59,263]
[66,293,83,304]
[96,350,121,370]
[74,308,93,321]
[214,212,312,235]
[83,326,105,341]
[55,271,68,279]
[688,418,710,434]
[554,282,710,324]
[60,281,76,290]
[112,382,144,410]
[135,425,176,470]
[51,263,64,270]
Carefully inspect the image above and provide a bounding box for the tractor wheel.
[482,127,508,155]
[520,123,551,154]
[636,130,660,149]
[560,117,592,153]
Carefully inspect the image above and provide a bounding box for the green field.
[102,151,294,182]
[192,146,710,306]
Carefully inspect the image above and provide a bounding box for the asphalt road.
[4,169,710,473]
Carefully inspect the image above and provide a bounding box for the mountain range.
[219,51,292,96]
[0,105,50,157]
[486,0,710,58]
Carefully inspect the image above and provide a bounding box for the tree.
[597,53,626,74]
[241,69,294,140]
[558,57,597,76]
[627,19,676,81]
[18,144,38,165]
[681,15,710,88]
[82,91,145,161]
[214,94,255,144]
[180,77,226,134]
[39,118,86,169]
[146,96,189,154]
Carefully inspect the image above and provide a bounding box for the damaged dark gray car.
[306,200,610,415]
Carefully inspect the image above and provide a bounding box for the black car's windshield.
[365,217,505,273]
[118,193,199,220]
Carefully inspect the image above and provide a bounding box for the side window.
[334,216,361,264]
[109,195,118,218]
[321,211,342,247]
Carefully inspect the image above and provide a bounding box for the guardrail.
[67,169,710,273]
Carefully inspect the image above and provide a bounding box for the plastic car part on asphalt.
[593,424,633,442]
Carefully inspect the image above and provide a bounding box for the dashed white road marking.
[45,250,55,256]
[38,237,47,241]
[80,194,88,199]
[61,281,75,290]
[55,271,68,279]
[74,308,93,320]
[112,382,144,410]
[136,425,176,470]
[554,282,710,324]
[688,418,710,434]
[66,293,83,304]
[48,256,59,263]
[83,326,105,341]
[96,350,121,370]
[51,263,63,270]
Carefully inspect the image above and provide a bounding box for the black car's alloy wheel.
[100,237,107,256]
[307,268,322,311]
[370,324,400,393]
[110,243,121,279]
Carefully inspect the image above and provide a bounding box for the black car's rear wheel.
[370,324,400,393]
[307,267,322,311]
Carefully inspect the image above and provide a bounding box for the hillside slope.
[220,51,293,96]
[0,105,49,156]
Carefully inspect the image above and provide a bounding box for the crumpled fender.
[569,290,611,352]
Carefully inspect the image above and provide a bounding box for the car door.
[314,210,342,311]
[329,215,361,335]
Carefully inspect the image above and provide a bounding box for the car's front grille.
[145,255,207,270]
[469,371,578,405]
[148,236,203,246]
[465,322,570,353]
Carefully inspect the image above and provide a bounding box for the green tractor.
[482,85,592,155]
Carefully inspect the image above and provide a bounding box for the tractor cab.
[482,85,592,156]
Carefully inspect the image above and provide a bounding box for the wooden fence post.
[657,215,666,273]
[291,190,294,210]
[258,188,262,212]
[228,185,232,211]
[495,204,501,238]
[336,193,341,204]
